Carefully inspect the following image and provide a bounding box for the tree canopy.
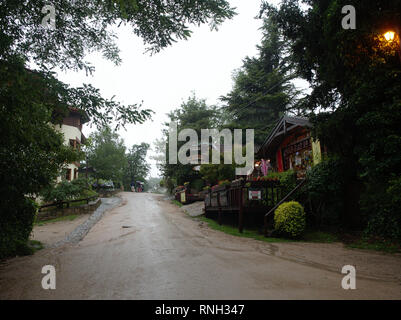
[123,142,151,190]
[264,0,401,236]
[86,126,127,183]
[159,95,220,189]
[1,1,236,257]
[221,17,300,145]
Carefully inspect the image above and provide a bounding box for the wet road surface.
[0,193,400,299]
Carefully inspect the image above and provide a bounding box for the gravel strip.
[52,197,122,248]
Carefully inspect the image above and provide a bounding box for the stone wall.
[97,189,121,198]
[36,198,102,222]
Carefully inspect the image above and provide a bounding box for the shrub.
[191,179,205,192]
[0,197,37,259]
[218,180,231,186]
[306,158,346,228]
[40,178,95,203]
[362,176,401,241]
[264,170,297,194]
[274,201,306,238]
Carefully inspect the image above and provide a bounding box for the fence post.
[239,187,244,233]
[217,192,222,226]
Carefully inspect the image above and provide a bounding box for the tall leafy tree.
[86,127,127,183]
[123,143,151,190]
[265,0,401,236]
[221,17,300,145]
[160,95,221,190]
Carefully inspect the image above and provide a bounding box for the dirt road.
[0,193,400,299]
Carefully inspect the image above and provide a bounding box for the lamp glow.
[384,31,396,42]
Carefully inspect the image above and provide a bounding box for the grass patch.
[346,238,401,254]
[27,240,44,252]
[198,217,341,244]
[302,231,338,243]
[171,200,183,208]
[35,214,79,226]
[199,216,291,243]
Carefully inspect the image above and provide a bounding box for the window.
[74,168,78,180]
[66,169,72,181]
[69,139,76,149]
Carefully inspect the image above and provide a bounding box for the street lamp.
[383,29,401,63]
[384,31,395,42]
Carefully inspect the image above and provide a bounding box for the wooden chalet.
[202,115,323,234]
[255,115,323,179]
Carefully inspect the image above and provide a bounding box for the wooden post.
[264,214,269,237]
[217,192,222,226]
[239,187,244,233]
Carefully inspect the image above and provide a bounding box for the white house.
[54,108,88,182]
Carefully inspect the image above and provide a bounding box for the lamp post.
[383,28,401,63]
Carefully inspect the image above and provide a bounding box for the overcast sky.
[57,0,294,178]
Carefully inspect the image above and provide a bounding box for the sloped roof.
[256,115,311,156]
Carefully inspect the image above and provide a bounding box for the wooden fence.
[204,179,285,233]
[38,195,99,212]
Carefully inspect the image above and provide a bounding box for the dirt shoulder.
[165,198,401,284]
[31,215,90,247]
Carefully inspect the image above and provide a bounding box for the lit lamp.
[383,29,401,62]
[384,31,395,42]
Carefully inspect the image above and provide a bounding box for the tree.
[1,1,235,257]
[0,62,81,259]
[265,0,401,236]
[221,17,301,145]
[86,126,127,183]
[123,143,151,190]
[1,1,236,71]
[159,95,221,190]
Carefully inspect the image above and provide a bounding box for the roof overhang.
[256,115,312,158]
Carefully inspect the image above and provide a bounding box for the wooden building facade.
[256,116,323,179]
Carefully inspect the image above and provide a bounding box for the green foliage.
[221,17,301,145]
[171,200,183,208]
[274,201,306,238]
[265,170,297,194]
[0,198,37,259]
[123,143,151,190]
[265,0,401,233]
[200,216,291,243]
[362,176,401,241]
[199,163,236,186]
[218,180,231,186]
[306,158,347,228]
[35,215,79,226]
[160,95,221,190]
[1,1,235,71]
[40,178,96,203]
[0,0,236,259]
[86,126,127,183]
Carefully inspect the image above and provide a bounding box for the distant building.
[54,108,89,182]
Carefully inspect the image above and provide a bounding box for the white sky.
[57,0,303,178]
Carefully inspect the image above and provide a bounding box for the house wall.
[54,124,82,182]
[275,127,323,179]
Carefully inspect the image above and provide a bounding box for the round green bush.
[274,201,306,238]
